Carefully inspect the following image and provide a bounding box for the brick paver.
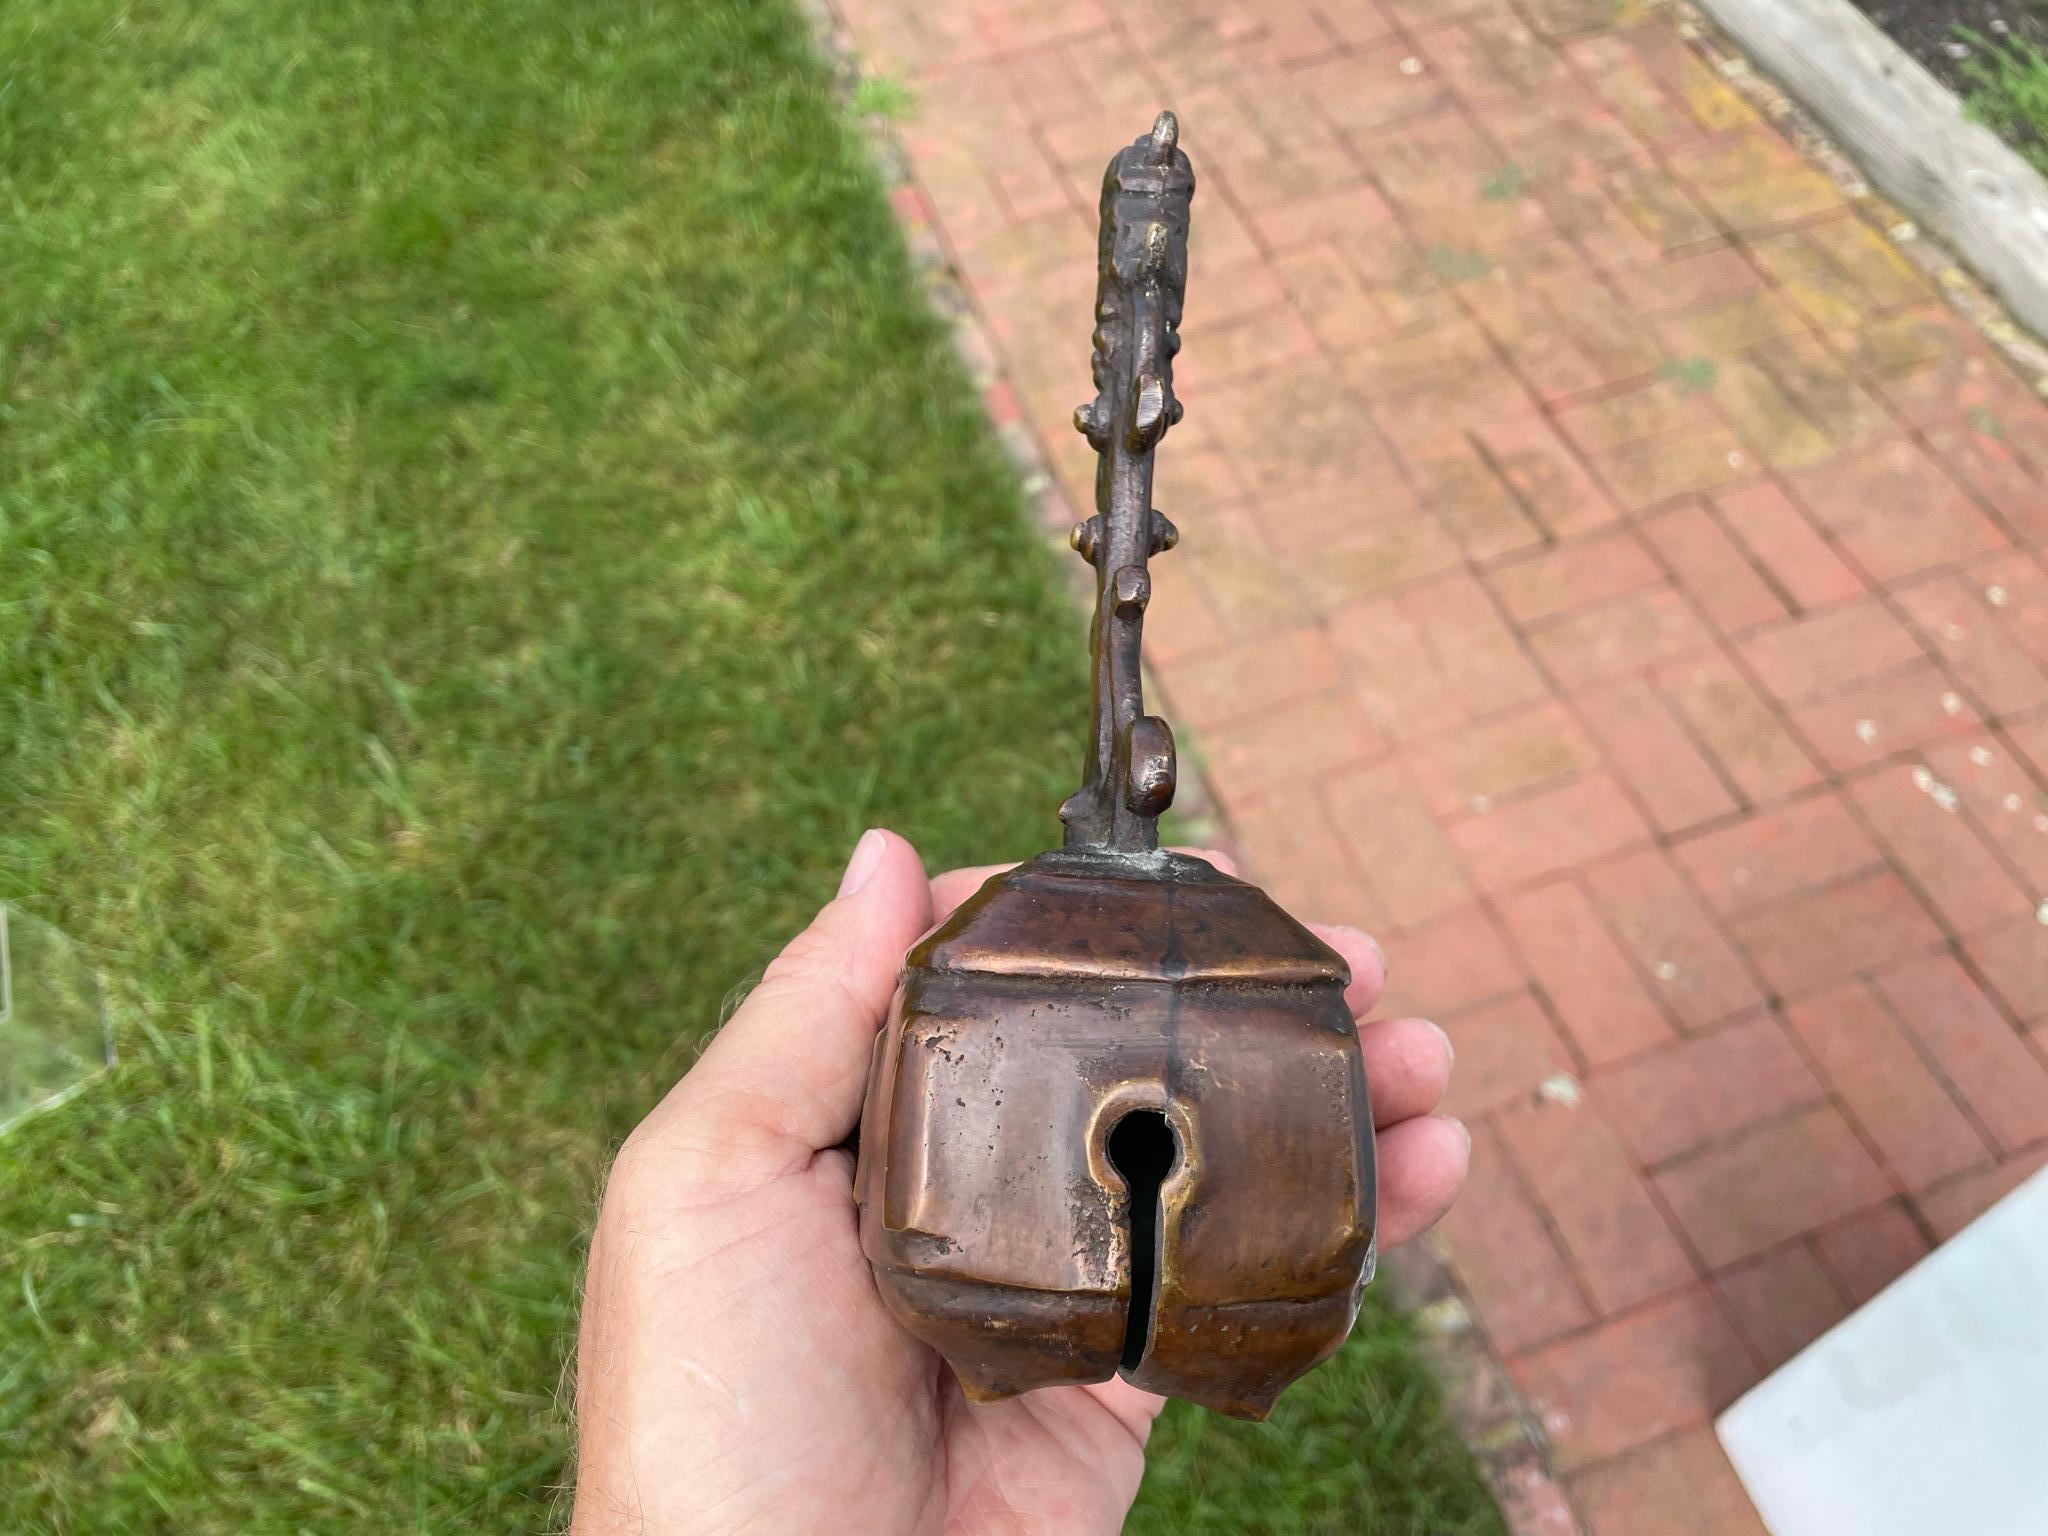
[827,0,2048,1528]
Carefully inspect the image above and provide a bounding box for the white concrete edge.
[1696,0,2048,341]
[1715,1166,2048,1535]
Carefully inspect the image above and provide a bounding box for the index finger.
[1308,921,1388,1020]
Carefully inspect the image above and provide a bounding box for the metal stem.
[1060,111,1194,855]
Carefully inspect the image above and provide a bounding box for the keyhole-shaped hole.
[1107,1109,1177,1370]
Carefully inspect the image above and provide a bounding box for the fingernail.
[1425,1020,1454,1065]
[1449,1117,1471,1152]
[838,828,886,898]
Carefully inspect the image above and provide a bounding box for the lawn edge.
[1380,1240,1581,1536]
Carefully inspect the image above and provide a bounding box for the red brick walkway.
[827,0,2048,1529]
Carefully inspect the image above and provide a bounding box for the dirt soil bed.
[1845,0,2048,92]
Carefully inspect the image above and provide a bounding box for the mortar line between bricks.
[1704,1223,1851,1304]
[1728,262,2046,561]
[1392,0,2031,1507]
[1556,1413,1755,1491]
[1666,769,1846,849]
[1594,640,1762,822]
[1736,638,1971,714]
[1863,971,2019,1166]
[1936,388,2048,490]
[1478,1108,1611,1328]
[1584,1000,1816,1100]
[1786,971,1998,1214]
[1497,1098,1736,1355]
[1089,12,1679,989]
[1670,852,1894,931]
[1169,154,1439,511]
[1457,738,1758,1376]
[1513,971,1673,1079]
[1584,1120,1731,1332]
[1175,654,1742,800]
[1496,1262,1756,1395]
[1311,423,1714,1074]
[1503,1265,1758,1361]
[1605,1032,1905,1226]
[1469,0,2028,1493]
[1301,772,1436,942]
[1465,426,1567,550]
[1423,982,1544,1029]
[1695,480,1809,617]
[1875,585,2048,774]
[1021,120,1101,233]
[1494,896,1598,1088]
[1492,497,1812,607]
[1957,949,2048,1081]
[1806,725,2047,795]
[1640,1089,1895,1185]
[1502,976,1599,1084]
[1630,784,1797,848]
[1713,1231,1849,1372]
[1806,1192,1938,1289]
[1712,514,2048,930]
[1299,774,1396,928]
[1849,772,2048,1044]
[1913,1131,2048,1213]
[1889,557,2048,678]
[913,21,1122,80]
[1427,768,1630,831]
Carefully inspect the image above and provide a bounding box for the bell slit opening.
[1107,1108,1177,1371]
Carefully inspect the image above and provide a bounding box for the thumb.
[644,829,934,1174]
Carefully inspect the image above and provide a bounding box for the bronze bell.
[853,112,1376,1421]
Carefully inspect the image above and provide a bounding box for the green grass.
[0,2,1503,1531]
[1964,31,2048,177]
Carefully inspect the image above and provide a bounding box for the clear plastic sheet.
[0,904,113,1134]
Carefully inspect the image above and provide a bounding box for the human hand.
[570,829,1468,1536]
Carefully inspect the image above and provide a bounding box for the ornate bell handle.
[1060,111,1194,855]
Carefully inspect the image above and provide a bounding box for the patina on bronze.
[853,112,1376,1420]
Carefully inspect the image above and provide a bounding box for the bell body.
[854,849,1377,1420]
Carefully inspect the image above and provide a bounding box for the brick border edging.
[1380,1240,1582,1535]
[797,4,1573,1529]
